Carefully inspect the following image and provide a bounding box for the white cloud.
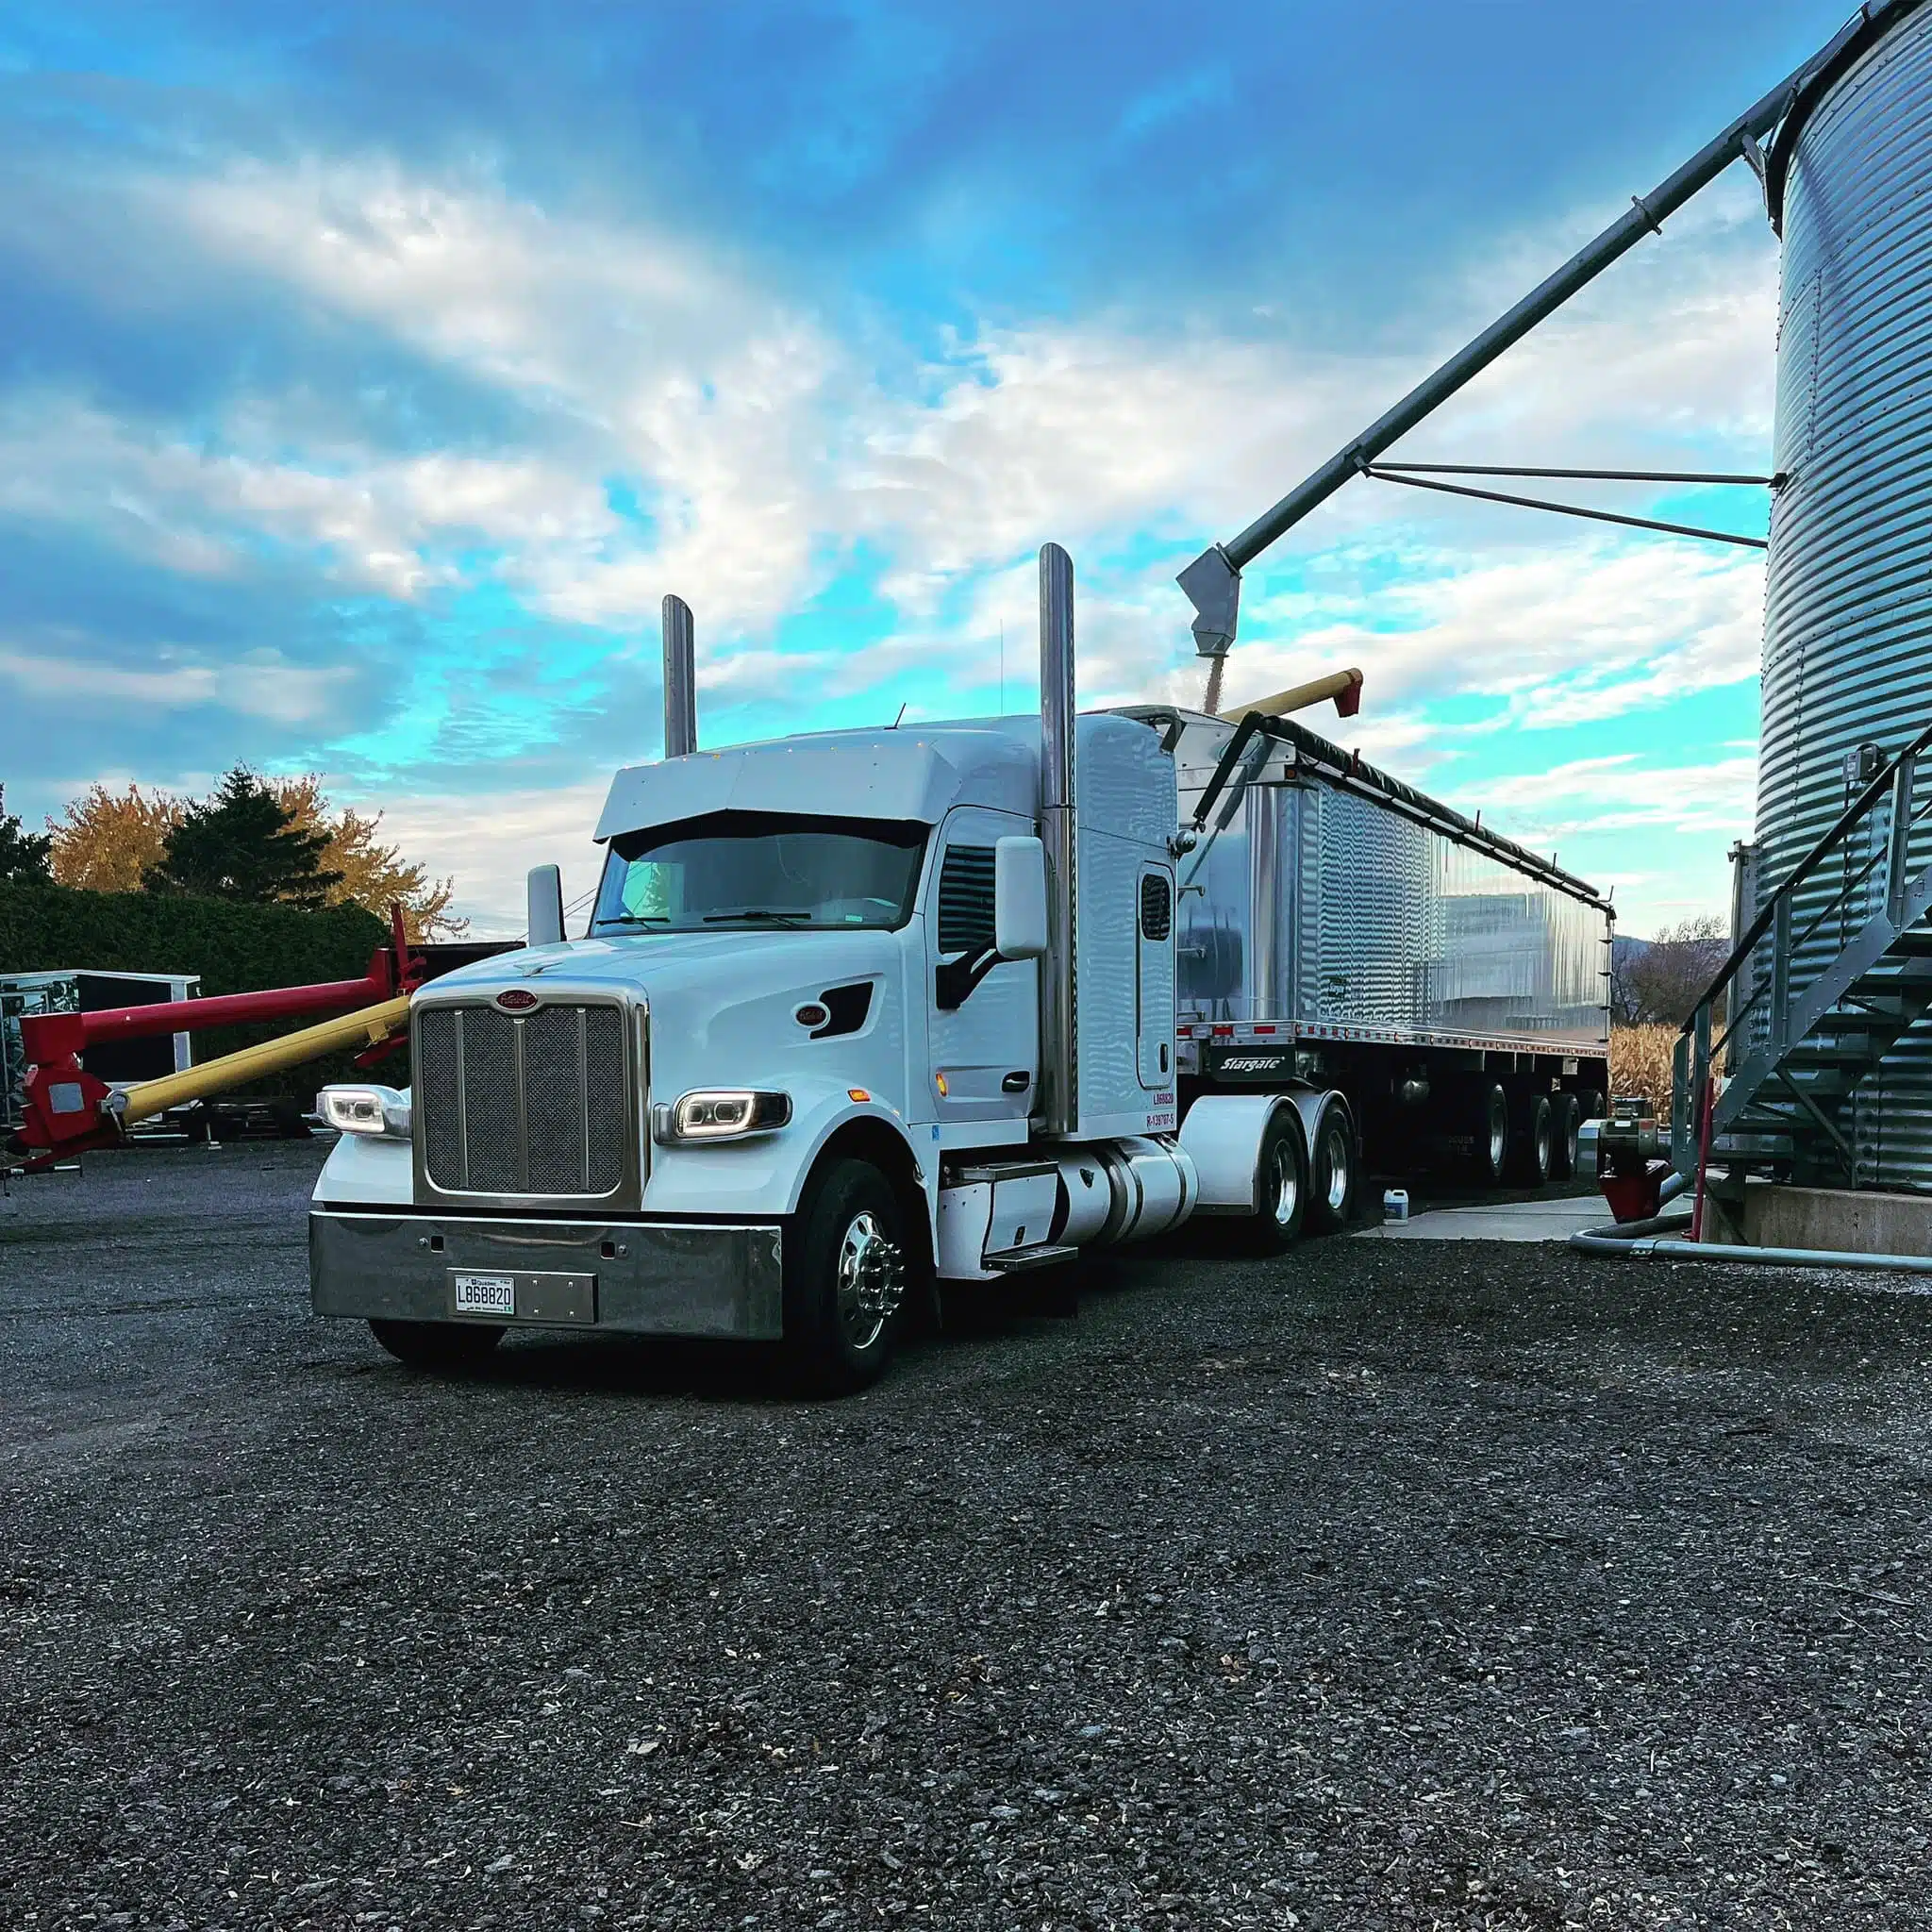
[0,641,352,725]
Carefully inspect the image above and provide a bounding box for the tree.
[143,766,342,908]
[46,782,184,892]
[1617,914,1730,1027]
[0,784,53,883]
[269,775,466,941]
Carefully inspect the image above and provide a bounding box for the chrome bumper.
[308,1208,784,1340]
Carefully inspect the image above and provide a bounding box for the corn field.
[1610,1024,1677,1115]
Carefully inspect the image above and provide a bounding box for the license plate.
[453,1273,516,1317]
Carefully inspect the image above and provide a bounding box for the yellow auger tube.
[1218,667,1363,721]
[113,994,412,1127]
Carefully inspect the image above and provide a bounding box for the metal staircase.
[1675,724,1932,1185]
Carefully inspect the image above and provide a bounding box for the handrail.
[1680,716,1932,1038]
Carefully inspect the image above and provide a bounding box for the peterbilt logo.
[494,988,541,1012]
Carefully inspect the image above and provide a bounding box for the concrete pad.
[1356,1195,1609,1243]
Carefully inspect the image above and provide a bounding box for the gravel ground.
[5,1142,1932,1930]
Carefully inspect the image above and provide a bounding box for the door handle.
[1002,1071,1031,1093]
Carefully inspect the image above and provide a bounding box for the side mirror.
[527,864,566,947]
[993,837,1048,960]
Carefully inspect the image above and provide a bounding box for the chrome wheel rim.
[1323,1124,1350,1215]
[836,1210,905,1351]
[1270,1141,1300,1228]
[1488,1104,1507,1171]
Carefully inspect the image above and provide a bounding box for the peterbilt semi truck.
[309,546,1610,1391]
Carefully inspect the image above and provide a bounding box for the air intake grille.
[937,844,996,954]
[417,1001,629,1197]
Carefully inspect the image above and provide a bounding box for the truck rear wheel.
[784,1158,909,1395]
[1242,1108,1308,1254]
[369,1319,504,1370]
[1468,1083,1509,1186]
[1307,1101,1358,1234]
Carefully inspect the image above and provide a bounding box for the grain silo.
[1754,0,1932,1187]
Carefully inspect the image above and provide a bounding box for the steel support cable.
[1374,462,1780,486]
[1360,465,1770,550]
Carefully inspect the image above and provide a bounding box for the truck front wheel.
[784,1158,909,1395]
[368,1319,504,1370]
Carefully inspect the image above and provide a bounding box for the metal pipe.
[1174,8,1883,658]
[1217,667,1363,722]
[662,593,697,758]
[109,995,413,1127]
[1572,1221,1932,1275]
[22,956,397,1056]
[1039,541,1078,1139]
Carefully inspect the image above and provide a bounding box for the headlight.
[652,1089,791,1144]
[319,1084,412,1140]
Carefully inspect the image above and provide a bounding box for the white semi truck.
[310,546,1609,1391]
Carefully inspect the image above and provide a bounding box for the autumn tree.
[269,775,465,941]
[48,770,465,937]
[0,784,53,883]
[144,767,342,908]
[46,783,184,892]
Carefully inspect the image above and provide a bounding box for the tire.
[1242,1108,1308,1255]
[1468,1082,1509,1186]
[1580,1088,1607,1129]
[783,1158,910,1395]
[369,1319,505,1370]
[1307,1101,1358,1234]
[1549,1093,1582,1180]
[1509,1092,1554,1187]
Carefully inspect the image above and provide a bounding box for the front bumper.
[309,1208,785,1340]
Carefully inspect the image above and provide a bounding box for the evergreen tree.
[143,767,342,908]
[0,784,53,883]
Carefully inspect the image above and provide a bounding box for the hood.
[416,928,908,1101]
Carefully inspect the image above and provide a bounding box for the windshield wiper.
[702,908,812,925]
[596,913,669,927]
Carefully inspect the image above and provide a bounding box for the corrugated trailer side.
[1123,706,1612,1187]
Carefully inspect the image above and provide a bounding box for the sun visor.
[594,731,1037,842]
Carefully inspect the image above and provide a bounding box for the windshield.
[590,810,928,935]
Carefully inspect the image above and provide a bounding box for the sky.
[0,0,1860,936]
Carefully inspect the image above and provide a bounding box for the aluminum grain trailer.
[1131,707,1611,1203]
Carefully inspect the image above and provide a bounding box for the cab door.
[924,807,1039,1124]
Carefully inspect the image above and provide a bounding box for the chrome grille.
[417,1001,630,1198]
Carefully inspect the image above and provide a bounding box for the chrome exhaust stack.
[662,593,697,758]
[1039,541,1077,1138]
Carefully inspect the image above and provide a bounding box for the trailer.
[1143,707,1609,1205]
[305,551,1611,1393]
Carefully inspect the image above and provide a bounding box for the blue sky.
[0,0,1857,932]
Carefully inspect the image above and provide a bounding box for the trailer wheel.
[784,1158,908,1395]
[1549,1093,1582,1180]
[369,1319,504,1370]
[1468,1083,1509,1186]
[1307,1101,1358,1234]
[1510,1093,1554,1186]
